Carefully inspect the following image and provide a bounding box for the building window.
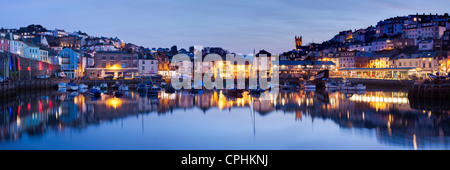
[142,66,145,70]
[102,56,106,60]
[142,60,145,64]
[110,56,114,60]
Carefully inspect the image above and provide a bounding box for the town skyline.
[2,0,450,54]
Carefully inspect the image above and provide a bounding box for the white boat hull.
[303,85,316,89]
[69,86,79,91]
[79,84,88,89]
[58,83,67,88]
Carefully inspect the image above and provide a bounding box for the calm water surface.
[1,88,450,150]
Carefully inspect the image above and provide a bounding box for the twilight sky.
[1,0,449,54]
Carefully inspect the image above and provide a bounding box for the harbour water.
[1,88,449,150]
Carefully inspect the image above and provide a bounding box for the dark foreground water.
[1,88,449,150]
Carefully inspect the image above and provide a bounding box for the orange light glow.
[106,98,122,109]
[108,64,122,69]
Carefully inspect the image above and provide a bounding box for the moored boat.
[147,85,160,95]
[89,88,101,98]
[100,82,108,90]
[68,83,79,91]
[325,81,339,89]
[339,81,366,91]
[78,84,88,89]
[137,83,147,93]
[119,84,129,91]
[58,83,67,88]
[301,81,316,90]
[91,86,101,91]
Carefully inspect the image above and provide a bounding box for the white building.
[88,44,118,51]
[403,21,446,44]
[371,38,394,51]
[339,51,357,68]
[361,43,372,52]
[40,49,49,63]
[53,29,68,37]
[23,43,40,60]
[139,57,158,76]
[349,44,362,51]
[10,40,25,57]
[418,39,434,51]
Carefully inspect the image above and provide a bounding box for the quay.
[408,82,450,100]
[0,78,66,98]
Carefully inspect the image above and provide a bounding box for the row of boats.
[56,79,366,99]
[301,80,366,91]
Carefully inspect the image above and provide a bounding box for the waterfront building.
[23,43,40,60]
[393,52,445,79]
[278,60,335,78]
[339,51,357,68]
[138,57,158,77]
[355,53,372,68]
[369,53,392,68]
[0,37,10,52]
[85,51,138,79]
[10,40,24,57]
[58,48,80,79]
[40,49,49,63]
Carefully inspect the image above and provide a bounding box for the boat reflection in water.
[1,89,450,149]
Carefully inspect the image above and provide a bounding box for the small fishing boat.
[339,81,366,91]
[68,83,79,91]
[282,82,292,90]
[137,83,147,93]
[119,84,129,91]
[147,85,160,95]
[79,88,88,93]
[301,81,316,90]
[91,86,101,91]
[78,84,88,89]
[100,82,108,90]
[114,90,124,97]
[325,81,339,89]
[58,83,67,88]
[89,88,101,98]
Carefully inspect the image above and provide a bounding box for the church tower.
[295,36,302,50]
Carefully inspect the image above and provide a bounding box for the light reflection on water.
[0,89,449,150]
